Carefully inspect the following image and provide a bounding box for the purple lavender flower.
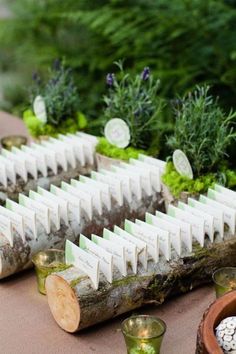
[32,71,41,85]
[106,73,115,86]
[53,58,61,71]
[141,67,150,81]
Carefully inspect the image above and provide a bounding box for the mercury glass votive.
[32,249,67,295]
[121,315,166,354]
[213,267,236,298]
[1,135,27,150]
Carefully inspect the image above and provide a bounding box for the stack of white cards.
[0,132,97,187]
[65,184,236,289]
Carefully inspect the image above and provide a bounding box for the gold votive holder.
[32,249,67,295]
[1,135,27,150]
[121,315,166,354]
[213,267,236,298]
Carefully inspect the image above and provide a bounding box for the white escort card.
[71,179,102,215]
[22,145,47,177]
[91,171,123,206]
[12,147,38,180]
[155,211,192,252]
[49,137,76,169]
[50,185,81,223]
[77,132,98,147]
[6,199,37,239]
[111,165,142,200]
[215,184,236,200]
[138,154,166,174]
[80,175,111,211]
[19,194,50,234]
[125,219,159,263]
[188,198,224,239]
[0,205,25,242]
[92,234,127,276]
[208,188,236,211]
[129,158,161,192]
[114,225,148,271]
[0,161,7,187]
[61,182,92,220]
[145,212,181,256]
[2,149,27,182]
[178,201,214,242]
[0,156,16,184]
[168,205,204,246]
[135,219,171,261]
[0,214,13,246]
[99,169,132,203]
[31,143,57,175]
[58,134,86,166]
[42,141,68,172]
[80,234,113,283]
[29,190,60,231]
[68,133,94,164]
[65,239,99,289]
[120,162,152,196]
[37,187,69,226]
[103,228,137,274]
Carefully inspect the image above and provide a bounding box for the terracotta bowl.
[196,290,236,354]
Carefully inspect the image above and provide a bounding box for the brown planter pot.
[95,152,121,170]
[161,183,199,210]
[196,290,236,354]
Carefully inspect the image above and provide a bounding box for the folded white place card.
[71,179,102,215]
[2,149,27,182]
[37,186,68,226]
[214,184,236,200]
[129,158,161,192]
[99,169,132,203]
[61,182,92,220]
[208,188,236,211]
[65,239,99,289]
[80,234,113,283]
[76,132,98,147]
[125,219,159,263]
[68,134,94,164]
[29,190,60,231]
[50,185,81,223]
[135,219,171,261]
[42,141,68,172]
[0,161,7,187]
[155,211,192,252]
[188,197,224,239]
[120,162,152,196]
[114,225,148,271]
[145,212,181,256]
[92,234,126,276]
[0,205,24,242]
[58,134,85,166]
[49,137,76,169]
[91,171,123,206]
[168,205,205,247]
[178,201,214,242]
[103,228,137,273]
[111,165,142,200]
[12,147,38,180]
[80,175,111,211]
[0,156,16,184]
[0,214,13,246]
[138,154,166,174]
[6,199,37,239]
[22,145,47,177]
[31,143,57,175]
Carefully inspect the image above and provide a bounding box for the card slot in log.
[46,232,236,333]
[0,192,164,279]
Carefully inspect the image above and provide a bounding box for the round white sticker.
[33,95,47,124]
[173,149,193,179]
[104,118,130,148]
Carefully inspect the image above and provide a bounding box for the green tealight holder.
[213,267,236,298]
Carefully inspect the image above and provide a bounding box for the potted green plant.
[95,62,165,168]
[23,60,87,140]
[162,86,236,204]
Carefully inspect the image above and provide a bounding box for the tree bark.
[46,232,236,333]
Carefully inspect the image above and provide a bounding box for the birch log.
[46,233,236,332]
[0,192,165,279]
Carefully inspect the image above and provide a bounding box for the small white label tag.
[37,187,68,226]
[71,179,102,216]
[50,185,81,223]
[59,134,85,167]
[120,162,152,196]
[49,137,76,169]
[138,154,166,174]
[103,228,137,274]
[22,145,47,177]
[92,234,126,276]
[111,165,142,200]
[155,211,192,252]
[42,141,68,172]
[0,156,16,184]
[6,199,37,239]
[0,214,13,246]
[135,219,171,261]
[12,147,38,180]
[2,149,27,182]
[188,197,224,239]
[33,95,47,123]
[65,239,99,290]
[114,225,147,271]
[173,149,193,179]
[145,212,181,256]
[168,205,204,246]
[130,158,161,192]
[0,161,7,187]
[80,234,113,283]
[61,182,92,220]
[100,169,132,203]
[0,205,24,242]
[104,118,130,148]
[29,190,60,231]
[31,143,57,175]
[178,201,214,242]
[91,171,123,206]
[80,175,111,211]
[125,219,159,263]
